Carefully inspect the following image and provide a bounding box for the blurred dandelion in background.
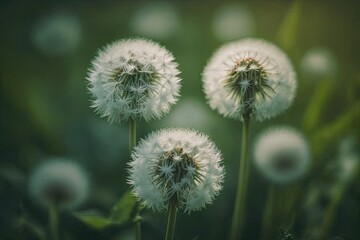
[30,12,82,56]
[29,158,89,209]
[130,3,180,40]
[255,127,310,240]
[300,46,338,81]
[211,4,255,41]
[336,135,359,184]
[254,127,310,183]
[29,158,89,240]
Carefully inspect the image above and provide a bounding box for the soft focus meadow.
[0,1,360,240]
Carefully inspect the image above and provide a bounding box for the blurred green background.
[0,0,359,239]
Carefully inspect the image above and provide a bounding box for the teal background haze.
[0,1,359,239]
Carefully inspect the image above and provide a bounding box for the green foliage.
[276,0,302,52]
[303,80,334,132]
[74,190,139,230]
[110,190,141,223]
[74,214,119,230]
[311,101,360,158]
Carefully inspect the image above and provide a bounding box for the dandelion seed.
[128,128,224,213]
[87,38,181,123]
[202,38,296,121]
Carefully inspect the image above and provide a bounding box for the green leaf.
[302,79,334,131]
[276,0,302,52]
[74,214,118,230]
[109,190,140,224]
[311,101,360,158]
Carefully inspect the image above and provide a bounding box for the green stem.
[129,118,137,151]
[262,184,298,240]
[318,185,345,240]
[230,115,251,240]
[135,213,141,240]
[129,118,141,240]
[49,202,59,240]
[165,203,178,240]
[261,184,276,240]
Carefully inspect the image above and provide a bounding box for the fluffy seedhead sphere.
[202,38,296,121]
[29,159,89,209]
[254,127,310,183]
[87,38,181,123]
[212,4,255,41]
[300,46,337,80]
[128,128,224,214]
[131,3,180,40]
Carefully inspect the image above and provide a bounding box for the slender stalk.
[230,114,251,240]
[129,118,137,151]
[261,184,276,240]
[318,185,345,240]
[134,210,141,240]
[49,202,59,240]
[129,118,141,240]
[262,184,298,240]
[165,203,178,240]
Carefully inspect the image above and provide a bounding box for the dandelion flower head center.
[41,182,75,205]
[225,57,273,116]
[29,159,89,209]
[270,151,299,173]
[111,58,159,109]
[152,147,203,205]
[254,127,310,184]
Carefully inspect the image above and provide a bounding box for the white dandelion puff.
[254,127,310,184]
[128,128,224,214]
[87,38,181,123]
[212,4,255,41]
[130,3,180,40]
[29,158,89,209]
[300,46,337,81]
[202,38,297,121]
[31,12,82,56]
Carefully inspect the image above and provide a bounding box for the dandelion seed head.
[301,46,337,80]
[131,3,180,40]
[87,38,181,123]
[254,127,310,184]
[212,4,255,41]
[31,12,82,56]
[29,158,89,209]
[202,38,296,121]
[128,128,224,213]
